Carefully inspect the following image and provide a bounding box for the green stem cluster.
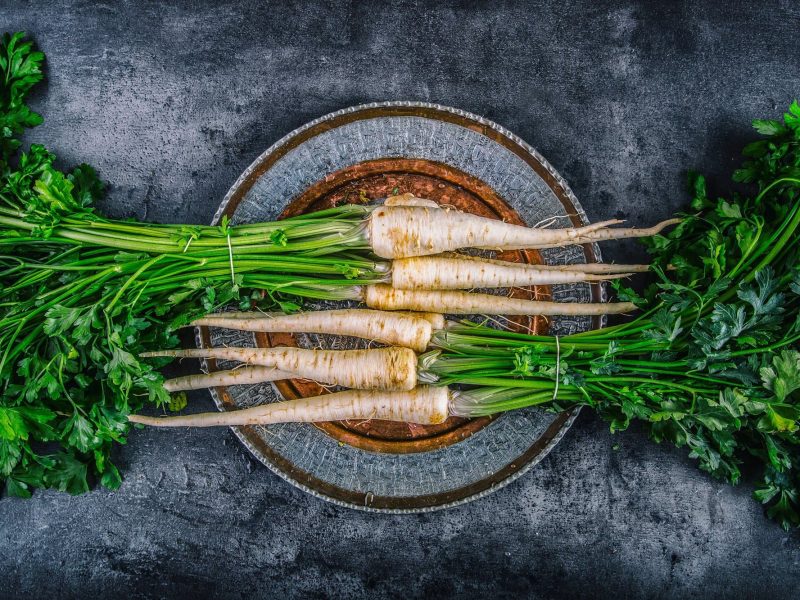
[0,32,396,496]
[0,200,386,372]
[427,156,800,528]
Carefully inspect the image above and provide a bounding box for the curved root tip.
[595,218,626,228]
[650,218,682,233]
[586,272,637,281]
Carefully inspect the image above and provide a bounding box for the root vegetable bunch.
[0,33,657,497]
[5,32,799,532]
[137,105,800,529]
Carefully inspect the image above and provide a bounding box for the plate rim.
[199,100,603,513]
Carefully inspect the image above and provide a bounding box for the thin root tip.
[127,414,152,424]
[639,217,682,235]
[589,272,637,281]
[190,314,229,325]
[128,414,178,427]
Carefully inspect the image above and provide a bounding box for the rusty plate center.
[212,157,549,454]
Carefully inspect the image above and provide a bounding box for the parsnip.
[141,346,417,391]
[129,386,451,427]
[363,284,636,315]
[545,262,650,274]
[367,204,680,258]
[391,255,641,289]
[200,309,446,327]
[163,366,296,392]
[192,308,433,352]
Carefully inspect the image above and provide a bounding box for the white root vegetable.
[544,262,651,274]
[192,308,433,352]
[199,309,446,328]
[391,255,642,290]
[367,204,680,258]
[141,346,418,391]
[363,284,636,316]
[128,386,451,427]
[419,253,651,274]
[163,367,296,392]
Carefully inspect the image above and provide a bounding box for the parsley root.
[141,346,418,391]
[367,203,680,258]
[192,308,434,352]
[391,254,644,289]
[129,386,450,427]
[163,367,296,392]
[363,284,637,315]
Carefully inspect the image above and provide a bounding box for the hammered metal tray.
[199,102,605,512]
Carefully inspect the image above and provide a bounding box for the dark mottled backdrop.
[1,1,799,598]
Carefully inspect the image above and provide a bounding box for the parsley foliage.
[432,99,800,530]
[0,33,382,497]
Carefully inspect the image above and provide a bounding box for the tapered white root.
[163,367,297,392]
[391,255,643,290]
[367,204,680,258]
[363,284,636,316]
[198,309,446,329]
[141,346,418,391]
[551,262,651,274]
[192,308,433,352]
[128,386,452,427]
[423,253,651,274]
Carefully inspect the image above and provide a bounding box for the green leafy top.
[0,32,383,498]
[0,32,44,166]
[430,100,800,530]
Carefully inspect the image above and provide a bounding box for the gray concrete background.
[1,1,799,598]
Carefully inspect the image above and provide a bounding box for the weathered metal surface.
[197,102,604,511]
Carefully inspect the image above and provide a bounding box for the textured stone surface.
[1,1,800,598]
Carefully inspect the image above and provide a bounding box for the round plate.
[199,102,605,512]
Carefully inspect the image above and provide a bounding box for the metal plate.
[199,102,605,512]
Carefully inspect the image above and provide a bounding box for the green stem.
[105,255,163,314]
